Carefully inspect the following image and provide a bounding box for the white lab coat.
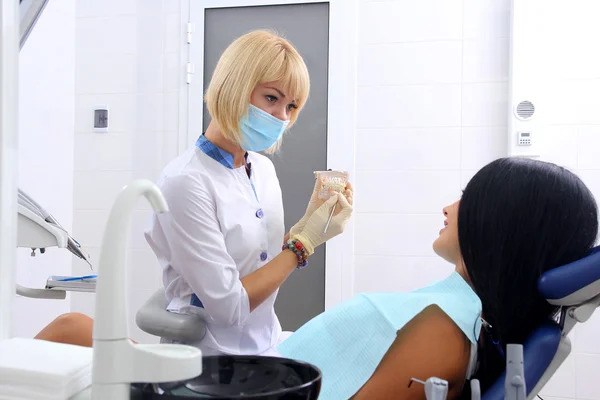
[144,145,286,356]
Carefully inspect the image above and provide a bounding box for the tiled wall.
[71,0,182,343]
[353,0,600,399]
[13,0,75,338]
[354,0,508,294]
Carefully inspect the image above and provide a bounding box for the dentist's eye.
[287,103,298,111]
[266,95,277,102]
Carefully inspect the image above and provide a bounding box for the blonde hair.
[204,30,310,153]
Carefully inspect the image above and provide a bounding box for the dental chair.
[136,246,600,399]
[483,245,600,400]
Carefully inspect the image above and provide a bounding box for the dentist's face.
[250,81,297,122]
[432,200,461,265]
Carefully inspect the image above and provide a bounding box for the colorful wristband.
[282,238,309,269]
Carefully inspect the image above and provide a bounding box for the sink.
[130,355,321,400]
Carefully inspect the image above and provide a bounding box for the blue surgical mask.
[239,104,289,152]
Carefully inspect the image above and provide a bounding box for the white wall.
[527,2,600,399]
[354,0,508,293]
[13,0,75,338]
[353,0,600,399]
[71,0,183,343]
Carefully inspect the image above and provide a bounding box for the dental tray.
[45,275,97,292]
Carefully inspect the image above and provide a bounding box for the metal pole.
[0,0,20,341]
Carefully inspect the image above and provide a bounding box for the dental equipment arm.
[505,344,526,400]
[471,379,481,400]
[18,189,92,267]
[413,346,523,400]
[409,377,449,400]
[16,188,93,299]
[19,0,50,49]
[411,346,522,400]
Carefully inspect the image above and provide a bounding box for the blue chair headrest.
[538,246,600,305]
[483,248,600,399]
[482,323,561,400]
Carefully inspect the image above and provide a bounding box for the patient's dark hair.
[458,157,598,396]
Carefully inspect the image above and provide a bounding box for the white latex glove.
[288,175,326,239]
[291,191,353,256]
[288,178,354,242]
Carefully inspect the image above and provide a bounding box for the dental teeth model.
[314,170,349,200]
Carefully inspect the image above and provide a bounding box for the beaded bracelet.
[282,238,309,269]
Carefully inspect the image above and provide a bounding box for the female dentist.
[143,30,354,357]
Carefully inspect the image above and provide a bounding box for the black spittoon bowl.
[130,355,322,400]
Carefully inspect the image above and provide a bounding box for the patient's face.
[432,200,461,264]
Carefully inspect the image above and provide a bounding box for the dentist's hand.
[288,178,354,241]
[291,191,353,256]
[289,175,326,239]
[339,181,353,215]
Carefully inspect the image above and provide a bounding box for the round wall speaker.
[514,100,535,120]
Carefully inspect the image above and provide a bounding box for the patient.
[35,157,598,399]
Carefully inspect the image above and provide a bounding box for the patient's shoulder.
[404,303,471,341]
[352,304,471,399]
[395,304,472,376]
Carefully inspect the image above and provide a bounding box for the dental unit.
[13,0,96,301]
[2,0,600,399]
[16,188,96,299]
[18,188,91,268]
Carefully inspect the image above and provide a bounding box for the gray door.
[202,3,330,331]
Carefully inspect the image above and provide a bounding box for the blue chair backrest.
[482,245,600,399]
[481,323,561,400]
